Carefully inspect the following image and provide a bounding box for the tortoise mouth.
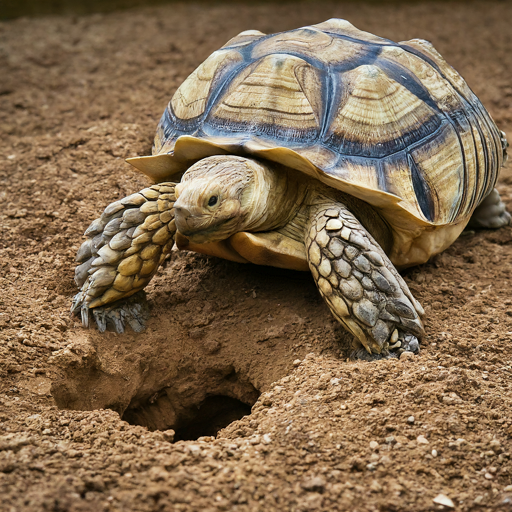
[176,212,239,244]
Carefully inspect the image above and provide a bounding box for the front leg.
[306,204,425,358]
[71,183,177,332]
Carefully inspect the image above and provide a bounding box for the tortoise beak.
[174,200,210,237]
[174,204,193,234]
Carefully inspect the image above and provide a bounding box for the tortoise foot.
[468,188,511,229]
[351,333,420,360]
[78,291,150,333]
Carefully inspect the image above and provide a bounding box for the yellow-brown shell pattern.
[153,19,503,227]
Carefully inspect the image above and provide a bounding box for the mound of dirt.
[1,1,512,510]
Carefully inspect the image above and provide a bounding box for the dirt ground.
[1,1,512,510]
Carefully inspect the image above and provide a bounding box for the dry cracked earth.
[1,1,512,511]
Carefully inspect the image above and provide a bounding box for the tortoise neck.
[241,159,308,233]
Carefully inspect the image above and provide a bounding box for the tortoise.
[72,18,510,358]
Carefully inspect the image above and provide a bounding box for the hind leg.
[468,188,510,229]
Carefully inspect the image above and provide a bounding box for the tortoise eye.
[208,195,218,207]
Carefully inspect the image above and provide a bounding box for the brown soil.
[2,1,512,510]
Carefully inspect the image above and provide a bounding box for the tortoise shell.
[128,19,503,260]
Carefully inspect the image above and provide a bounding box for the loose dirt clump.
[1,1,512,511]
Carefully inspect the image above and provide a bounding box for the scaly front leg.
[306,203,425,359]
[71,183,177,332]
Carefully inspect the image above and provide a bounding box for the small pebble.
[369,441,379,450]
[400,351,415,361]
[433,494,454,508]
[432,449,438,457]
[385,436,395,444]
[417,435,429,445]
[370,480,382,493]
[484,473,493,480]
[162,429,175,442]
[407,416,415,424]
[301,476,326,492]
[504,485,512,492]
[489,439,502,452]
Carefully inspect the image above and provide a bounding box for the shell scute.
[400,39,474,99]
[251,27,372,69]
[324,64,442,158]
[409,123,463,223]
[207,54,323,141]
[171,49,244,121]
[222,29,266,49]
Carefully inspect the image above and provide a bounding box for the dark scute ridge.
[165,104,201,134]
[375,59,442,114]
[323,112,442,159]
[408,154,436,222]
[160,108,177,140]
[322,31,396,48]
[201,58,252,119]
[204,117,320,146]
[444,111,471,219]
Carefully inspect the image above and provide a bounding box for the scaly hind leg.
[306,204,425,359]
[71,183,177,333]
[467,188,511,229]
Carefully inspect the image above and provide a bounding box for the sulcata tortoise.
[72,19,510,358]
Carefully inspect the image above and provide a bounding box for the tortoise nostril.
[174,206,192,233]
[174,206,191,218]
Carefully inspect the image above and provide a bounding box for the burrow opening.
[120,369,260,440]
[174,395,251,441]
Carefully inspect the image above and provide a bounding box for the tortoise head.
[174,155,267,244]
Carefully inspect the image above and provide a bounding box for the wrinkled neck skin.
[174,155,307,244]
[235,159,306,233]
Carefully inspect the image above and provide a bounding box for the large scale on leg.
[72,19,509,358]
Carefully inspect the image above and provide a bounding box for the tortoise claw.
[350,346,398,361]
[90,291,149,333]
[92,307,108,333]
[81,305,90,329]
[71,291,149,333]
[91,299,148,334]
[351,333,420,361]
[402,334,420,354]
